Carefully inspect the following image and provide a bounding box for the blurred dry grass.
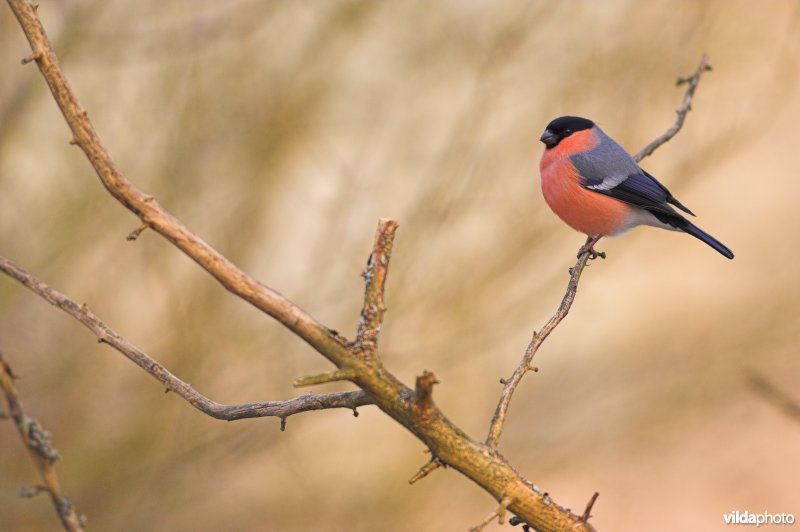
[1,1,799,531]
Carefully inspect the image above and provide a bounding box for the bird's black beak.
[539,129,557,148]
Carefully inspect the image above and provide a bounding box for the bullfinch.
[539,116,734,259]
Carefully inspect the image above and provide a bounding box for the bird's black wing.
[570,142,695,217]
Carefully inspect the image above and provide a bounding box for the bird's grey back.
[570,126,641,190]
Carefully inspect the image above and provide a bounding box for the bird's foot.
[577,247,606,260]
[577,236,606,260]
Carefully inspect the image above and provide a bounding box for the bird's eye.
[562,129,572,137]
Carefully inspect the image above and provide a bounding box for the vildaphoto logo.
[723,510,796,526]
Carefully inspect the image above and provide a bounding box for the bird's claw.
[577,246,606,260]
[577,236,605,260]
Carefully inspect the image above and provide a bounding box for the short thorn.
[580,491,600,523]
[414,371,439,408]
[20,52,42,65]
[19,485,46,498]
[408,457,443,484]
[498,496,513,523]
[280,417,287,431]
[126,223,148,241]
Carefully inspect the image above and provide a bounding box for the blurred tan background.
[1,1,799,531]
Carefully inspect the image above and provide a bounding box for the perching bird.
[539,116,733,259]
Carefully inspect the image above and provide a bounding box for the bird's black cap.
[540,116,595,148]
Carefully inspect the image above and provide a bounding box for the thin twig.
[294,369,359,388]
[485,253,590,448]
[485,54,713,450]
[0,256,374,422]
[0,352,86,532]
[634,53,712,162]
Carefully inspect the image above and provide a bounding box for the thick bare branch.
[0,352,85,532]
[486,54,714,450]
[0,256,374,422]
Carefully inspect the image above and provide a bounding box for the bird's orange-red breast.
[540,128,633,237]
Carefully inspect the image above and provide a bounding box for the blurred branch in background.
[747,373,800,423]
[485,53,715,451]
[0,352,86,532]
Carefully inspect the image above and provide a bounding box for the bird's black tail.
[679,219,734,259]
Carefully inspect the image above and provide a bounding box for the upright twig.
[0,352,86,532]
[356,219,398,354]
[486,53,714,451]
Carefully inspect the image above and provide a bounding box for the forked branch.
[3,0,716,528]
